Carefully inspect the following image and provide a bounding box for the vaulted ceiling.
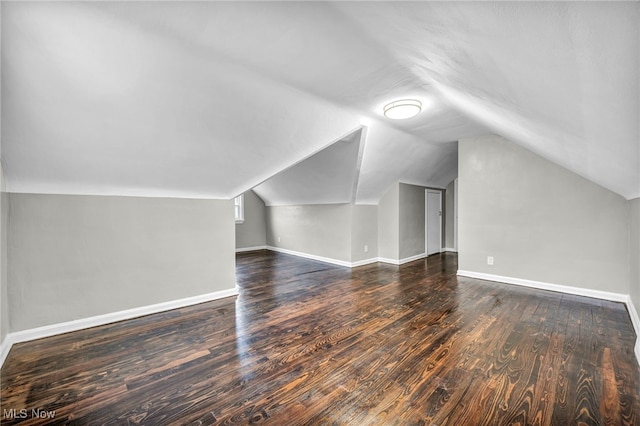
[2,2,638,205]
[253,129,364,207]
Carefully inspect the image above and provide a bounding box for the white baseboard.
[400,253,428,265]
[457,270,628,302]
[351,258,380,267]
[379,253,428,266]
[627,295,640,335]
[0,287,238,369]
[267,247,428,268]
[266,248,435,268]
[0,334,13,369]
[625,296,640,362]
[457,269,640,366]
[267,246,352,267]
[235,245,268,253]
[443,247,458,252]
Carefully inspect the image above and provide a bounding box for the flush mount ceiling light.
[383,99,422,120]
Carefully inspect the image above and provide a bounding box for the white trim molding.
[235,245,268,253]
[264,247,434,268]
[0,335,13,369]
[625,296,640,362]
[377,257,400,265]
[266,247,429,268]
[351,258,379,268]
[0,288,238,369]
[627,296,640,335]
[443,247,458,253]
[379,253,428,266]
[457,269,640,366]
[267,246,352,267]
[457,270,628,302]
[400,253,428,265]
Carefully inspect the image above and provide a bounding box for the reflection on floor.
[1,250,639,424]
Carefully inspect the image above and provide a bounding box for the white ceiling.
[2,1,638,204]
[253,129,363,206]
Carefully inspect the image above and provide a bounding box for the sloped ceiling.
[253,129,363,206]
[2,2,638,204]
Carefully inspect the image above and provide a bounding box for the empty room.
[1,1,639,425]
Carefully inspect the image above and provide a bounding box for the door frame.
[454,178,458,251]
[425,189,443,256]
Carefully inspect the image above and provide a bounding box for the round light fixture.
[383,99,422,120]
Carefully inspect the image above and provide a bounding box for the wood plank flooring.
[1,251,639,425]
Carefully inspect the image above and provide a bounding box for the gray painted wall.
[351,204,378,263]
[253,131,361,207]
[0,165,7,345]
[8,193,236,331]
[0,5,6,346]
[630,198,640,315]
[445,180,455,250]
[459,134,629,294]
[399,183,426,260]
[378,183,399,261]
[236,190,267,249]
[266,204,352,262]
[265,203,379,264]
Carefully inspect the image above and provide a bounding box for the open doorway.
[425,189,442,255]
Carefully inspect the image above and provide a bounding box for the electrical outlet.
[487,256,494,265]
[364,245,369,253]
[277,237,281,243]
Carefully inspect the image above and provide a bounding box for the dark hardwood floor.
[1,251,639,425]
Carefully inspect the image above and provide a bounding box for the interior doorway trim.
[425,189,443,256]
